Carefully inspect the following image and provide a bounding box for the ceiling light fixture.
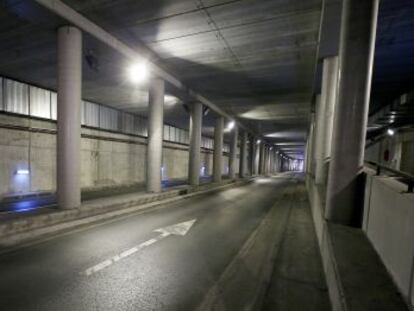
[128,62,149,84]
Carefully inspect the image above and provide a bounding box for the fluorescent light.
[128,62,149,84]
[387,128,395,136]
[16,169,30,175]
[256,139,261,144]
[227,121,235,130]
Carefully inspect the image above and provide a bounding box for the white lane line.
[82,219,196,276]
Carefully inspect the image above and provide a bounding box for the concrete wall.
[0,113,231,198]
[362,170,414,307]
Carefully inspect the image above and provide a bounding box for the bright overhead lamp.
[128,61,149,84]
[256,139,261,144]
[387,128,395,136]
[227,121,235,130]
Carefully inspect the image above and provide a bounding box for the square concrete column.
[57,26,82,209]
[326,0,379,225]
[147,78,164,193]
[239,131,248,178]
[316,56,339,185]
[188,102,203,186]
[213,116,224,182]
[229,125,238,180]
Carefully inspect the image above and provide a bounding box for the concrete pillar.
[313,94,324,183]
[316,56,340,185]
[57,26,82,209]
[326,0,379,225]
[213,116,224,182]
[258,142,265,175]
[229,125,238,179]
[188,102,203,186]
[147,78,165,193]
[254,140,260,175]
[250,136,256,175]
[239,131,248,178]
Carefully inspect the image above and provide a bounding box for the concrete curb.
[0,178,253,251]
[306,178,348,311]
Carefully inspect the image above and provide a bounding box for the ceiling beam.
[34,0,257,135]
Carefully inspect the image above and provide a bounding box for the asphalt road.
[0,175,326,310]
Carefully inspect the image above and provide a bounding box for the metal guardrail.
[365,160,414,193]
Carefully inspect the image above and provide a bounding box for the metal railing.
[365,160,414,193]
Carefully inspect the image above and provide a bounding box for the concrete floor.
[0,174,330,310]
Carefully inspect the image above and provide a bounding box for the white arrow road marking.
[83,219,197,276]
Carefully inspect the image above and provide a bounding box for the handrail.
[364,160,414,193]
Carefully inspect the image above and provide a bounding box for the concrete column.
[229,125,238,179]
[306,113,316,175]
[254,140,260,175]
[313,94,325,183]
[326,0,379,225]
[188,102,203,186]
[248,136,254,175]
[316,56,339,185]
[57,26,82,209]
[213,116,224,182]
[258,142,265,175]
[147,78,165,193]
[239,131,248,178]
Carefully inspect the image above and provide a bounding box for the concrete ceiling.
[0,0,412,160]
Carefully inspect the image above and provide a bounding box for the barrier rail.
[365,160,414,193]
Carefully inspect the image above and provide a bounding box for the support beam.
[57,26,82,209]
[325,0,379,225]
[239,131,248,178]
[147,79,164,193]
[188,102,203,186]
[229,126,238,180]
[213,116,224,182]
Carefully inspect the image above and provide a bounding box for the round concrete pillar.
[147,78,164,193]
[229,125,238,180]
[188,102,203,186]
[57,26,82,209]
[213,116,224,182]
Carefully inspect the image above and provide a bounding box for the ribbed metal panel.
[51,92,57,120]
[121,112,135,134]
[99,105,119,131]
[84,101,99,127]
[29,86,51,119]
[4,79,29,115]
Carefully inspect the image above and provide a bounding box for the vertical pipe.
[57,26,82,209]
[147,78,164,193]
[213,116,224,182]
[326,0,379,225]
[188,102,203,186]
